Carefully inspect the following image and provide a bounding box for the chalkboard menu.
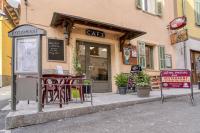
[48,39,65,61]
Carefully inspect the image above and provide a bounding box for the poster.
[123,45,137,65]
[165,54,172,68]
[123,47,131,64]
[15,37,39,73]
[161,70,191,88]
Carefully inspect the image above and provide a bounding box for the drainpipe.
[182,0,187,69]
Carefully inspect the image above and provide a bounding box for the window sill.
[142,10,162,18]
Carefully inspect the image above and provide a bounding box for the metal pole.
[11,38,16,111]
[37,36,42,112]
[182,0,187,69]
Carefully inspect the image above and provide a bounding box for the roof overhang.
[51,12,146,40]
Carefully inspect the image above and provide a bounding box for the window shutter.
[136,0,143,9]
[158,46,165,69]
[138,41,146,68]
[195,0,200,25]
[156,0,162,16]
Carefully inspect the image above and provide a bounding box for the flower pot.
[136,86,151,97]
[118,87,127,95]
[83,85,91,94]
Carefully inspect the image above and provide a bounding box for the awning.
[51,12,145,40]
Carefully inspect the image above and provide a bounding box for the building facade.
[175,0,200,84]
[19,0,176,92]
[0,0,19,87]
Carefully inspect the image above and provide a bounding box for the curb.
[5,91,200,129]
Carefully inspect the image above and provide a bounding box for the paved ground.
[7,94,200,133]
[0,86,10,132]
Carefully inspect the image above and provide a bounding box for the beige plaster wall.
[19,0,176,92]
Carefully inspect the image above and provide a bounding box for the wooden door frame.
[76,40,112,92]
[190,49,200,84]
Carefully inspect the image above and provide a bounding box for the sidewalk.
[5,88,200,129]
[0,86,11,101]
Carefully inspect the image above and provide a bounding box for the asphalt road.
[7,94,200,133]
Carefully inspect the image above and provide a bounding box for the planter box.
[137,86,151,97]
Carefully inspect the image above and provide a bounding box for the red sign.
[169,16,187,30]
[161,70,191,88]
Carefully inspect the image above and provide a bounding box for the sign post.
[160,69,194,105]
[8,24,46,112]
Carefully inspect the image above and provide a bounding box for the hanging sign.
[86,29,105,38]
[169,16,187,30]
[161,70,191,88]
[170,29,188,45]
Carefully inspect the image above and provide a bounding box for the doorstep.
[5,89,200,129]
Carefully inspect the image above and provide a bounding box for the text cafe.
[20,13,145,93]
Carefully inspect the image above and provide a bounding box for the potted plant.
[133,71,151,97]
[114,73,128,95]
[72,49,82,76]
[83,79,92,94]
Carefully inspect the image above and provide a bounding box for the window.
[158,46,165,69]
[195,0,200,25]
[138,42,154,69]
[146,45,154,69]
[136,0,162,16]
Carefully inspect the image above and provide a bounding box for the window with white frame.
[136,0,163,16]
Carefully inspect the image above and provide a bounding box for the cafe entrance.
[191,50,200,84]
[77,40,111,93]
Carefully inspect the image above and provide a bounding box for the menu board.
[15,37,39,74]
[48,39,65,61]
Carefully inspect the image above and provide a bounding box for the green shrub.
[133,71,150,87]
[114,73,128,87]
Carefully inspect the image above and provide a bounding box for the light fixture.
[64,30,69,39]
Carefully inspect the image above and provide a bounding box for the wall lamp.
[63,20,73,45]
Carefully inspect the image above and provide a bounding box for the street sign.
[161,70,191,88]
[160,69,194,105]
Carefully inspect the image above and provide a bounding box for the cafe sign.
[86,29,105,38]
[170,29,188,45]
[161,70,191,88]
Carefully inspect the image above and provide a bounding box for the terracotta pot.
[136,86,151,97]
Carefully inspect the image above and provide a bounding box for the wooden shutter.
[195,0,200,25]
[138,41,146,68]
[156,0,162,16]
[158,46,165,69]
[136,0,143,9]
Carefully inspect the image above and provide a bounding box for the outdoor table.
[41,74,86,108]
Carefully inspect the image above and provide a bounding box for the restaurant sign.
[86,29,105,38]
[169,16,187,30]
[160,70,191,88]
[170,29,188,45]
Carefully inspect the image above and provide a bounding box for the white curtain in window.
[147,0,156,14]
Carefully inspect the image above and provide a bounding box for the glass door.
[77,41,111,92]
